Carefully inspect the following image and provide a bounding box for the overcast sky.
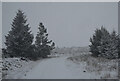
[0,2,2,48]
[2,2,118,48]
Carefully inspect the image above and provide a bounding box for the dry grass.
[67,53,118,79]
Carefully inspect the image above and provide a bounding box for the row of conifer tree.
[89,27,119,59]
[2,10,55,60]
[2,10,119,60]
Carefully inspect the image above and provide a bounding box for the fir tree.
[106,30,118,59]
[51,42,55,50]
[89,26,103,57]
[5,10,33,58]
[90,26,119,59]
[35,22,55,58]
[98,27,110,58]
[118,35,120,58]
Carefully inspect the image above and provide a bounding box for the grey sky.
[0,2,2,48]
[2,2,118,48]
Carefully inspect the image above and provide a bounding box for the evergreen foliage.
[118,35,120,58]
[35,23,55,58]
[90,26,118,59]
[89,27,103,57]
[5,10,34,58]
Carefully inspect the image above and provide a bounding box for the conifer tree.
[90,26,119,59]
[106,30,118,59]
[5,10,33,57]
[118,35,120,58]
[98,27,110,58]
[35,22,55,58]
[89,26,103,57]
[99,30,118,59]
[51,42,55,50]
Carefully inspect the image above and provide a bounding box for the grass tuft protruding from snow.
[67,54,118,79]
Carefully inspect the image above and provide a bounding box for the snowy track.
[22,54,117,79]
[23,56,76,79]
[22,55,99,79]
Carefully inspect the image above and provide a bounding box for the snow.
[67,54,118,79]
[2,57,40,79]
[22,56,76,79]
[22,55,97,79]
[2,47,118,79]
[22,54,118,79]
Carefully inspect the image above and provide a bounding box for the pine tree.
[89,26,111,57]
[118,35,120,58]
[5,10,33,58]
[35,22,55,58]
[90,26,119,59]
[98,27,110,58]
[106,30,118,59]
[51,42,55,50]
[89,26,103,57]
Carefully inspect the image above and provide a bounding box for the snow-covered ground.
[22,55,98,79]
[22,54,118,79]
[67,54,118,79]
[2,47,118,79]
[2,57,40,79]
[22,55,76,79]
